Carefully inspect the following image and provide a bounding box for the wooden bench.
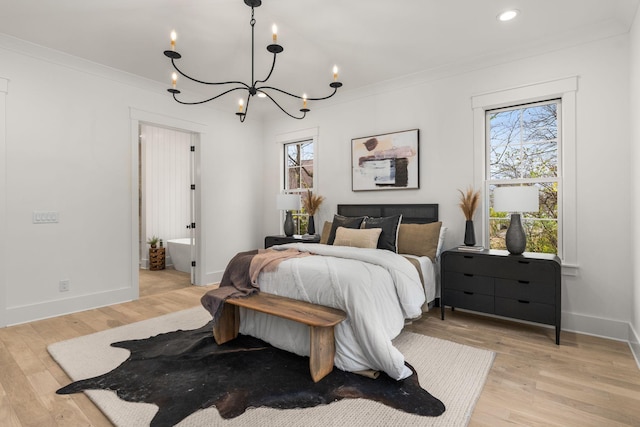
[212,292,347,382]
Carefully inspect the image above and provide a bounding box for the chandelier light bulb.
[333,65,338,81]
[171,72,177,88]
[303,93,307,109]
[272,24,278,43]
[238,99,244,113]
[170,30,177,50]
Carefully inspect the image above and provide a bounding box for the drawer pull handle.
[464,291,474,295]
[463,255,474,259]
[464,273,474,277]
[518,299,530,304]
[518,260,530,265]
[518,280,530,284]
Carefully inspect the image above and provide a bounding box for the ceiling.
[1,0,638,117]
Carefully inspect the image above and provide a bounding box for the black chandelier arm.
[260,91,306,120]
[257,84,339,101]
[172,86,248,105]
[171,58,250,89]
[236,90,252,123]
[254,52,278,86]
[242,91,252,116]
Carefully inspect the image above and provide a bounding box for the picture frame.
[351,129,419,191]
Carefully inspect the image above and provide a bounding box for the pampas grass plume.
[302,190,325,216]
[458,186,480,220]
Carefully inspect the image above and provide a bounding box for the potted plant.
[301,189,325,235]
[458,186,480,246]
[147,235,159,249]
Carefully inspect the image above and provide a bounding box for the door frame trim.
[129,108,206,289]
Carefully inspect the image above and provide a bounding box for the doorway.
[138,123,196,284]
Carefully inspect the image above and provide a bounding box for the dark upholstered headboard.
[337,204,438,224]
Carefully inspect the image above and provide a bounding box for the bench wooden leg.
[309,325,336,382]
[212,303,240,345]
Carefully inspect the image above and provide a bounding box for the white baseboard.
[200,269,223,287]
[450,308,633,345]
[629,323,640,370]
[562,311,630,342]
[6,287,136,327]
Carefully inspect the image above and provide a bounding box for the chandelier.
[163,0,343,122]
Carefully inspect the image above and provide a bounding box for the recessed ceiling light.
[498,9,519,22]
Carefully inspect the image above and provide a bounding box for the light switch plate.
[33,211,59,223]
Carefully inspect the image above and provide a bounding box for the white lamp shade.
[276,193,301,211]
[493,186,539,212]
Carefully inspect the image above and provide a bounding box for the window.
[471,77,577,272]
[487,100,560,254]
[283,138,315,234]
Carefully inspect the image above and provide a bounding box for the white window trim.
[276,127,319,234]
[472,77,578,276]
[0,77,8,327]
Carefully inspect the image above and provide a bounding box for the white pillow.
[436,226,447,258]
[333,227,382,249]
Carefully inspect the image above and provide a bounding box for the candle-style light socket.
[164,50,182,59]
[267,44,283,54]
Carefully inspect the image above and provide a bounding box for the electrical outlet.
[59,280,70,292]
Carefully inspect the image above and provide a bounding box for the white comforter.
[238,243,425,380]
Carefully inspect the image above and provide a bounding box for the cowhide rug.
[56,321,445,427]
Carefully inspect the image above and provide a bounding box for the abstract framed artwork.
[351,129,419,191]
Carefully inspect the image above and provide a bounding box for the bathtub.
[166,238,193,273]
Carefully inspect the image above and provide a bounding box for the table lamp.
[276,194,301,237]
[493,186,539,255]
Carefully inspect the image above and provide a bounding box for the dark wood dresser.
[441,248,561,344]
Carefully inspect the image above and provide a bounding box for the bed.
[209,204,444,380]
[336,204,442,308]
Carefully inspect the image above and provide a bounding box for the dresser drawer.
[442,253,501,276]
[444,289,494,312]
[494,278,556,304]
[495,297,555,325]
[494,259,557,282]
[446,272,494,294]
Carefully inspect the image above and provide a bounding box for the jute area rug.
[49,307,495,427]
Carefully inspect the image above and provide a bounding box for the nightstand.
[440,248,562,344]
[264,235,321,249]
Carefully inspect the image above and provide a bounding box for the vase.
[284,211,294,236]
[505,213,526,255]
[307,216,316,235]
[464,220,476,246]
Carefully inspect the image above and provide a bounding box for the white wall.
[0,35,263,326]
[262,35,633,341]
[630,8,640,363]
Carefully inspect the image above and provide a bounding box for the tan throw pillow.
[397,221,443,260]
[333,227,382,249]
[327,215,366,245]
[319,221,332,244]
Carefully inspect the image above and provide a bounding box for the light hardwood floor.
[1,270,639,426]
